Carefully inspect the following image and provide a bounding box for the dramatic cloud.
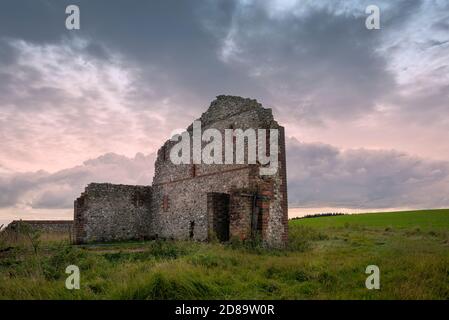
[204,0,396,124]
[0,152,155,210]
[2,140,449,214]
[0,37,188,172]
[379,0,449,127]
[0,0,448,216]
[287,138,449,209]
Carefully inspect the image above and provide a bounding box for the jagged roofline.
[157,95,279,156]
[199,95,264,122]
[195,95,275,128]
[85,182,151,188]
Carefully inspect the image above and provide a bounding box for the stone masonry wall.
[74,183,153,244]
[5,220,73,234]
[151,95,288,247]
[151,167,255,241]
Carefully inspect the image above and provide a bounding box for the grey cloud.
[2,142,449,211]
[0,0,442,128]
[0,0,448,212]
[0,170,48,208]
[201,1,397,124]
[390,83,449,127]
[433,20,449,31]
[0,39,16,65]
[427,40,449,49]
[0,37,170,171]
[0,38,100,111]
[0,0,64,43]
[380,1,449,127]
[0,152,155,209]
[286,138,449,209]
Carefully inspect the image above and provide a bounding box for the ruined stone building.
[74,96,288,247]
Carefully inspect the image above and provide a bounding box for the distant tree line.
[290,213,346,220]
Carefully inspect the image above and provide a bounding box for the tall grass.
[1,209,448,300]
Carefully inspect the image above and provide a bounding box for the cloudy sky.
[0,0,448,222]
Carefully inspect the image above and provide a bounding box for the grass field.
[0,209,448,300]
[294,209,449,230]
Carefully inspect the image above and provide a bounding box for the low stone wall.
[74,183,153,244]
[5,220,73,234]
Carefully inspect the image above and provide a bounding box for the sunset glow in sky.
[1,0,449,223]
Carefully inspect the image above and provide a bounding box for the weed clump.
[288,226,328,252]
[117,268,219,300]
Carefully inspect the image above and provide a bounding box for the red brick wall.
[229,189,254,241]
[279,126,289,244]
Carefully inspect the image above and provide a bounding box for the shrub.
[13,222,42,255]
[148,240,186,259]
[42,246,90,280]
[288,225,329,252]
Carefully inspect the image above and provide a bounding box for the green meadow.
[294,209,449,230]
[1,209,448,300]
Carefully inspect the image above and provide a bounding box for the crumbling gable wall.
[74,183,152,244]
[151,95,288,247]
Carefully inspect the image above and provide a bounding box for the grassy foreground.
[0,209,448,300]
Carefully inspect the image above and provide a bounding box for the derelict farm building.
[74,95,288,247]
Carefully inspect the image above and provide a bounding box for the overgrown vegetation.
[1,209,448,299]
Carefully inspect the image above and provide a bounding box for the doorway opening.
[207,193,230,242]
[189,220,195,239]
